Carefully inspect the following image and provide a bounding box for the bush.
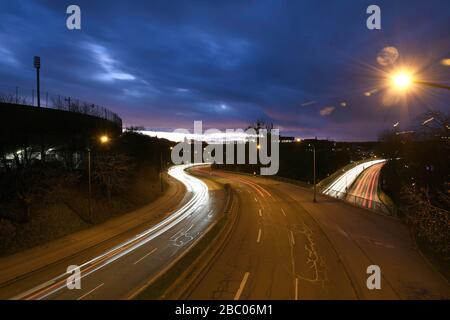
[402,186,450,261]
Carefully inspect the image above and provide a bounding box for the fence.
[0,84,122,127]
[324,189,396,216]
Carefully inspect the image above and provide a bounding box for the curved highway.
[186,169,449,300]
[2,165,448,300]
[3,164,223,300]
[346,162,387,211]
[322,159,386,198]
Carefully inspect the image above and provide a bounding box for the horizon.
[0,1,449,141]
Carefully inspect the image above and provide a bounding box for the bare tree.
[93,153,132,201]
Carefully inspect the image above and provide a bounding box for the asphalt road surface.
[322,159,386,198]
[1,165,448,300]
[346,162,386,211]
[187,169,449,300]
[0,164,225,300]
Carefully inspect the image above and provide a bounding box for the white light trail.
[322,159,386,198]
[13,163,210,300]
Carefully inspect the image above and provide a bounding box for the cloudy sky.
[0,0,449,140]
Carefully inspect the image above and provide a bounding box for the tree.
[93,153,132,201]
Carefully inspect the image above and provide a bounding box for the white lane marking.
[234,272,250,300]
[295,277,299,300]
[256,228,262,243]
[336,226,349,238]
[133,248,158,265]
[76,283,104,300]
[290,231,295,246]
[13,164,209,300]
[281,208,286,217]
[258,209,262,217]
[207,210,213,218]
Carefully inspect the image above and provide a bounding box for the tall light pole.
[33,56,41,107]
[87,135,110,216]
[87,147,92,216]
[309,143,317,203]
[160,151,164,192]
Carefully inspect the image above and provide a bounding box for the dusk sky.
[0,0,449,141]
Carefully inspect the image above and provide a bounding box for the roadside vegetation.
[378,110,449,273]
[214,120,376,183]
[0,129,172,256]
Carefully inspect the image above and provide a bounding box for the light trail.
[12,163,210,300]
[322,159,386,199]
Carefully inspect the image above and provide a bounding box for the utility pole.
[33,56,41,107]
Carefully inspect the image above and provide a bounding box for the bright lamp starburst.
[391,71,413,90]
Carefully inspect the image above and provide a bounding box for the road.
[322,159,386,198]
[186,169,449,300]
[346,162,386,211]
[0,164,225,300]
[1,165,448,300]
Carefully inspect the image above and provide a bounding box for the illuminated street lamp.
[391,71,412,91]
[308,143,317,203]
[87,135,110,215]
[389,69,450,92]
[99,135,109,144]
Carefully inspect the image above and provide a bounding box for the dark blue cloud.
[0,0,449,140]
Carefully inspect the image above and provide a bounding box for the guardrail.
[324,188,395,216]
[0,84,122,127]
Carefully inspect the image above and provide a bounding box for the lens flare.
[391,71,412,90]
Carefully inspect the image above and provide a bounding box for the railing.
[0,84,122,127]
[324,189,396,216]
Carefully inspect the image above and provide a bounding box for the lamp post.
[33,56,41,107]
[87,147,92,216]
[309,143,317,203]
[390,70,450,92]
[87,135,110,216]
[413,80,450,91]
[160,151,164,193]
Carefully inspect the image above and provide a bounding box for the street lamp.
[309,143,317,203]
[99,135,109,144]
[87,135,110,216]
[391,71,412,90]
[389,69,450,92]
